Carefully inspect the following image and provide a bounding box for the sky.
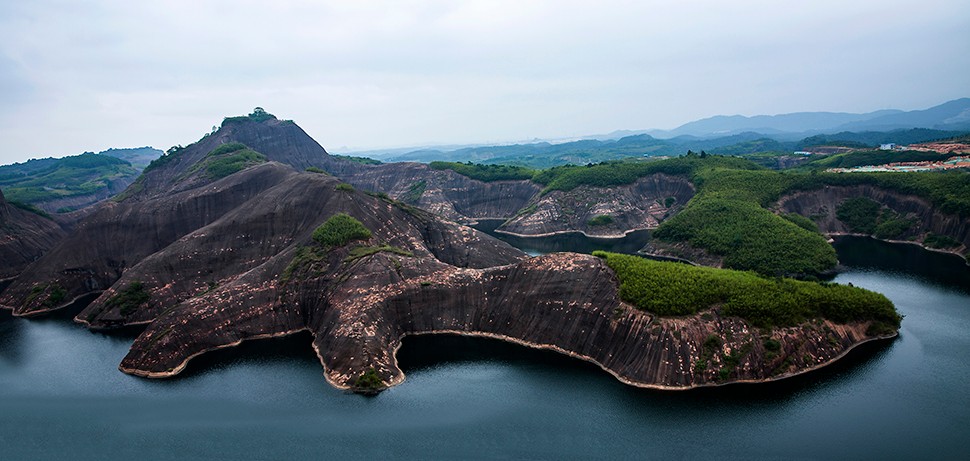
[0,0,968,164]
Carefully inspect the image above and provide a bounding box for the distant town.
[817,140,970,173]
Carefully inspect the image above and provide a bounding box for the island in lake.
[3,109,968,393]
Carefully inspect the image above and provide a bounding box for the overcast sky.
[0,0,967,164]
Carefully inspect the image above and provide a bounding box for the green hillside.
[0,153,140,210]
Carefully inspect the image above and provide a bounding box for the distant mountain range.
[353,98,970,167]
[648,98,970,138]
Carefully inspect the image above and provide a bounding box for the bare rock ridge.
[0,189,66,281]
[344,162,541,223]
[778,185,970,252]
[499,174,695,237]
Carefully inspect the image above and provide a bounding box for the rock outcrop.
[499,174,695,237]
[118,247,891,390]
[341,162,540,223]
[777,185,969,252]
[0,189,66,280]
[0,114,899,393]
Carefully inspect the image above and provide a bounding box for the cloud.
[0,0,967,163]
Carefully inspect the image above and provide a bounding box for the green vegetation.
[312,213,372,247]
[6,199,52,218]
[333,154,382,165]
[0,152,139,206]
[587,214,614,226]
[835,198,914,239]
[924,233,961,249]
[440,151,965,277]
[305,167,328,174]
[335,183,355,192]
[801,149,947,170]
[537,155,757,193]
[222,107,276,125]
[353,367,384,393]
[143,144,190,174]
[782,213,820,233]
[402,180,426,203]
[655,195,837,276]
[344,244,413,263]
[777,171,970,218]
[836,198,881,234]
[873,210,914,240]
[281,246,328,283]
[634,157,968,275]
[796,128,965,151]
[103,281,151,316]
[593,252,900,329]
[430,161,536,182]
[26,283,67,308]
[200,143,268,179]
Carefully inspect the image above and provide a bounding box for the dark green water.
[2,236,969,460]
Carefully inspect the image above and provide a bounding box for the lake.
[1,235,968,460]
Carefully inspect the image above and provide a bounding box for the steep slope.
[499,173,694,237]
[343,162,540,223]
[1,111,904,394]
[0,189,66,280]
[777,185,970,254]
[132,111,539,224]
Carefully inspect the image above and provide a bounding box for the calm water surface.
[1,236,969,460]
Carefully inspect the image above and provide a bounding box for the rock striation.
[0,189,66,280]
[499,174,695,237]
[777,185,969,252]
[0,114,900,393]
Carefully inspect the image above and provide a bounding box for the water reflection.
[398,331,896,409]
[832,236,970,293]
[0,308,25,365]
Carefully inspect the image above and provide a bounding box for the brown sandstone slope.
[0,189,67,280]
[76,170,523,329]
[0,113,900,393]
[120,248,888,391]
[137,115,539,224]
[499,174,695,237]
[777,185,970,251]
[342,162,540,223]
[0,163,296,316]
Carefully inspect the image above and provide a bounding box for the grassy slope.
[595,251,900,330]
[0,153,139,205]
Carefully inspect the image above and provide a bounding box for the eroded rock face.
[777,185,970,250]
[119,248,890,391]
[0,117,898,393]
[0,189,66,280]
[340,162,541,223]
[499,174,695,237]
